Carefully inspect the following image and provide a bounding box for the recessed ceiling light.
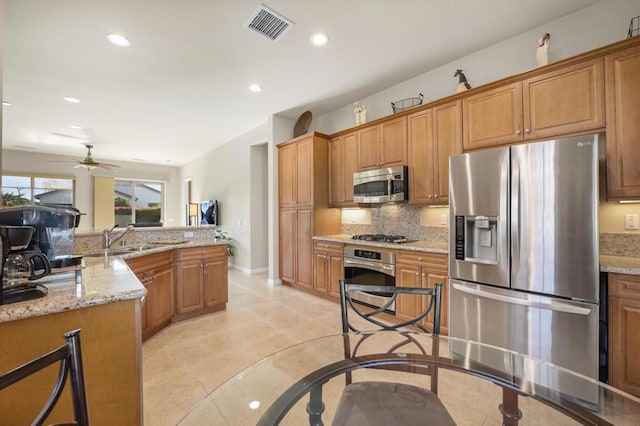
[311,33,329,46]
[69,125,83,130]
[2,100,11,106]
[107,33,131,47]
[64,96,80,103]
[248,84,262,93]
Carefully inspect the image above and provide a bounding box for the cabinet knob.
[422,273,426,277]
[428,194,433,198]
[418,257,423,261]
[415,272,419,276]
[434,194,439,198]
[525,128,531,133]
[516,130,521,135]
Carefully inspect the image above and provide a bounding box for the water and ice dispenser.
[454,215,499,264]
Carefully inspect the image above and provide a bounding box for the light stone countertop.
[0,240,228,324]
[600,255,640,276]
[313,234,448,254]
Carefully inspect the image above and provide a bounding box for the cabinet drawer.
[396,250,447,269]
[126,250,173,273]
[610,273,640,300]
[177,245,227,261]
[314,241,344,255]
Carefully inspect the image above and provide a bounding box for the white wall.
[250,143,268,271]
[180,123,269,272]
[2,149,181,231]
[312,0,639,134]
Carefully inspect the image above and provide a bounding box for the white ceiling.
[3,0,599,167]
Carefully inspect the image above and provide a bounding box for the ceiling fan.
[50,144,121,170]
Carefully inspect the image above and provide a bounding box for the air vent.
[244,4,294,41]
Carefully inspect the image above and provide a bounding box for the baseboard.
[267,278,283,286]
[229,264,269,275]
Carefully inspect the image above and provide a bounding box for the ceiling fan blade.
[97,163,121,170]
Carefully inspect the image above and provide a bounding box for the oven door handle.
[344,258,395,276]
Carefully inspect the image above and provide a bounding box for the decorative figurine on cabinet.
[537,33,551,66]
[454,69,471,93]
[354,102,367,125]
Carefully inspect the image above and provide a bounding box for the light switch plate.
[184,231,194,238]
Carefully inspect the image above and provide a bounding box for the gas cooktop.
[351,234,414,244]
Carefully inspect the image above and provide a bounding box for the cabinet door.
[342,133,358,205]
[329,137,344,206]
[380,116,407,167]
[204,256,228,307]
[395,264,422,323]
[152,264,175,328]
[329,133,357,207]
[176,259,204,314]
[523,58,604,140]
[463,82,523,150]
[606,45,640,199]
[408,108,434,204]
[313,250,329,294]
[358,125,381,170]
[296,138,313,207]
[424,270,449,335]
[327,254,344,299]
[279,208,296,284]
[609,274,640,397]
[296,209,313,290]
[138,273,153,341]
[433,101,462,205]
[278,143,297,207]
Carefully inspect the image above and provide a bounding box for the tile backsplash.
[341,204,448,242]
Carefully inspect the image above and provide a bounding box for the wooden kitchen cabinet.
[408,100,462,205]
[396,251,449,335]
[278,133,341,292]
[313,241,344,298]
[605,44,640,199]
[329,132,358,207]
[175,245,228,320]
[462,59,604,150]
[357,116,407,170]
[609,273,640,397]
[126,251,175,341]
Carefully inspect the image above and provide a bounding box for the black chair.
[0,329,89,426]
[332,279,455,426]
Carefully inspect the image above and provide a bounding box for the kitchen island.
[0,239,227,426]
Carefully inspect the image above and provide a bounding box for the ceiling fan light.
[107,33,131,47]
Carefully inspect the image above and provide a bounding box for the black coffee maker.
[0,225,51,305]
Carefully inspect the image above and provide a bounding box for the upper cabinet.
[278,137,314,208]
[357,116,407,170]
[605,44,640,200]
[463,59,604,150]
[329,132,358,207]
[408,100,462,205]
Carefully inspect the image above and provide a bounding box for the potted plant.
[214,228,236,257]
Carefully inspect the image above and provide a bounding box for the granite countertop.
[313,235,448,254]
[600,255,640,275]
[0,240,228,324]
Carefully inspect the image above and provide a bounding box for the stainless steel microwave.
[353,166,408,203]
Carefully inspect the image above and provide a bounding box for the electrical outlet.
[184,231,194,238]
[440,213,448,225]
[625,214,639,230]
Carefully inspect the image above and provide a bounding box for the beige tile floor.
[143,270,580,425]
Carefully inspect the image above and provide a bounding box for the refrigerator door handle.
[451,283,592,315]
[511,150,520,274]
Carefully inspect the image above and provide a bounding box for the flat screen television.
[200,200,219,226]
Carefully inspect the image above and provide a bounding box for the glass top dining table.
[178,331,640,425]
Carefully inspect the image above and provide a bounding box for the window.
[1,174,75,207]
[114,179,164,226]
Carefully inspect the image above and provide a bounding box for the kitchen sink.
[82,244,167,257]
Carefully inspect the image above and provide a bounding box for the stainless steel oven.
[343,245,396,313]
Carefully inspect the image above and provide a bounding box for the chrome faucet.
[103,224,135,249]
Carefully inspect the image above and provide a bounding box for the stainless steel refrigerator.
[448,133,604,401]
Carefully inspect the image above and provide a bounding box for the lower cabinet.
[609,273,640,397]
[126,251,175,341]
[395,251,449,335]
[175,245,228,319]
[313,241,344,298]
